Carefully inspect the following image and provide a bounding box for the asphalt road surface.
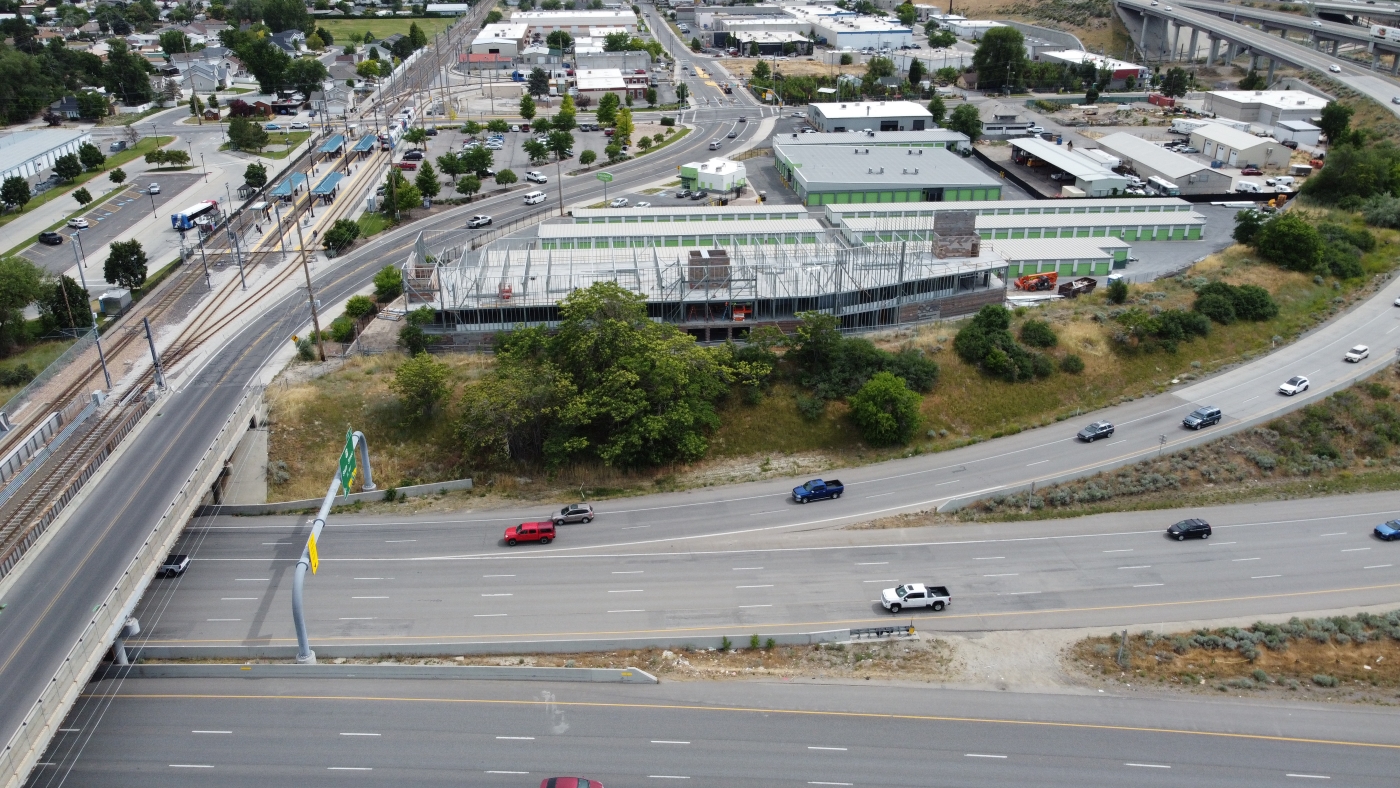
[27,677,1400,787]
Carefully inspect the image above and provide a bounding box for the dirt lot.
[717,58,865,79]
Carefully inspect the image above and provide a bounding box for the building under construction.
[402,212,1007,344]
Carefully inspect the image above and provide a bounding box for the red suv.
[505,521,555,546]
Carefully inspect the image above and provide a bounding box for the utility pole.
[69,233,112,390]
[291,217,327,362]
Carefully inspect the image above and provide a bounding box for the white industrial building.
[0,129,93,183]
[470,22,528,56]
[1094,132,1235,195]
[681,158,748,193]
[785,6,912,48]
[1038,50,1148,88]
[729,30,812,55]
[1009,137,1129,197]
[511,9,639,37]
[1188,124,1289,169]
[1272,119,1321,147]
[1203,90,1329,126]
[945,20,1003,38]
[808,100,934,132]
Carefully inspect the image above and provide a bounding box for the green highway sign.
[337,428,357,496]
[596,172,614,183]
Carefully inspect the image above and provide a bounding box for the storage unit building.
[679,158,748,193]
[774,142,1001,205]
[1188,124,1289,169]
[1272,119,1321,147]
[538,218,824,249]
[572,205,807,224]
[837,210,1204,245]
[823,196,1197,225]
[1095,132,1235,194]
[807,100,934,132]
[1009,137,1129,197]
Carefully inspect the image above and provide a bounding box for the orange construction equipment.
[1013,272,1059,291]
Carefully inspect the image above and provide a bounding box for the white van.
[1235,180,1264,193]
[1265,175,1295,188]
[523,190,547,204]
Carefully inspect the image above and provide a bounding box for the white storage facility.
[808,100,934,132]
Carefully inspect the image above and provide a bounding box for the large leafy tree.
[944,102,981,142]
[1317,101,1353,145]
[595,92,620,126]
[39,274,93,331]
[244,162,269,188]
[78,142,106,171]
[527,66,549,97]
[971,26,1028,93]
[0,256,43,349]
[239,35,292,93]
[101,40,155,105]
[285,57,329,97]
[54,153,82,181]
[849,371,922,446]
[104,240,149,291]
[228,116,270,151]
[391,352,450,420]
[414,161,440,199]
[262,0,311,33]
[1,177,31,213]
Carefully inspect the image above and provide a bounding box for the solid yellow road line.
[92,693,1400,751]
[135,581,1400,646]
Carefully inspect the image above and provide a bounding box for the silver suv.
[552,503,594,524]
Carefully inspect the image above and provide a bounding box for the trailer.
[1057,277,1098,298]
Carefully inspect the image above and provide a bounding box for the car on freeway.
[147,182,161,194]
[727,130,737,138]
[1240,166,1263,176]
[739,115,747,122]
[505,521,554,546]
[635,201,651,207]
[290,121,309,129]
[66,217,89,229]
[1375,520,1400,540]
[159,553,190,576]
[1393,96,1400,105]
[1077,421,1115,442]
[265,123,281,130]
[792,478,843,503]
[542,780,602,788]
[1395,296,1400,307]
[1182,405,1222,430]
[467,215,492,228]
[1167,518,1211,541]
[1346,344,1370,362]
[880,582,951,614]
[1279,375,1310,395]
[609,197,629,207]
[1330,64,1342,72]
[552,503,594,524]
[37,232,63,245]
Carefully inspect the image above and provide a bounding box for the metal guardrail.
[0,387,258,788]
[850,623,917,640]
[0,401,96,513]
[0,328,97,418]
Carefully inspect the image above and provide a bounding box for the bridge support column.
[1266,57,1276,84]
[1372,46,1380,71]
[1249,53,1259,71]
[1207,35,1221,65]
[1392,53,1400,75]
[1188,28,1199,62]
[1170,21,1181,62]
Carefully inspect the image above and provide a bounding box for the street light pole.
[200,152,208,183]
[68,233,112,390]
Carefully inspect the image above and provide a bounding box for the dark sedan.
[1375,520,1400,541]
[37,231,64,245]
[1077,421,1114,442]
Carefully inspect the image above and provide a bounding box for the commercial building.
[1272,119,1321,147]
[774,141,1001,205]
[808,100,934,132]
[1188,124,1289,169]
[1203,90,1329,126]
[538,218,821,249]
[1038,50,1148,89]
[679,158,747,194]
[571,205,808,224]
[1094,132,1235,194]
[823,196,1198,224]
[510,9,639,37]
[0,129,92,183]
[945,19,1004,38]
[772,128,966,150]
[979,101,1033,139]
[784,6,912,48]
[1009,137,1129,197]
[470,22,528,56]
[574,68,635,101]
[728,30,812,55]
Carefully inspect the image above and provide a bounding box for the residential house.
[185,61,229,93]
[49,95,82,119]
[310,84,355,117]
[269,29,305,55]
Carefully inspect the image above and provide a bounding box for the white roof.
[1191,122,1274,149]
[589,25,629,36]
[0,129,89,165]
[477,22,526,39]
[540,218,824,238]
[812,100,932,120]
[512,9,637,25]
[576,68,625,89]
[1041,49,1144,73]
[821,16,910,31]
[732,30,809,42]
[989,237,1131,262]
[1095,132,1213,180]
[690,157,744,176]
[1276,119,1321,131]
[1208,90,1329,111]
[1010,137,1118,181]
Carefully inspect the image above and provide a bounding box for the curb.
[195,477,475,516]
[96,663,658,684]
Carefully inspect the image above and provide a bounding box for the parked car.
[690,190,708,200]
[159,553,190,576]
[880,583,951,614]
[1375,520,1400,541]
[265,123,281,130]
[510,124,521,132]
[792,478,843,503]
[1281,139,1300,149]
[1182,405,1222,430]
[505,521,555,546]
[1279,375,1310,396]
[394,161,418,170]
[1180,146,1199,153]
[1077,421,1115,442]
[109,140,127,152]
[610,197,629,207]
[675,189,692,199]
[1028,125,1045,134]
[635,201,651,207]
[426,128,438,135]
[604,128,616,136]
[37,231,63,245]
[66,217,89,229]
[1167,518,1211,541]
[1240,166,1263,176]
[290,121,309,129]
[467,215,493,228]
[1346,344,1370,362]
[402,150,425,160]
[552,503,594,524]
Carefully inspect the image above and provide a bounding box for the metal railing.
[0,328,98,419]
[0,401,97,513]
[850,623,917,640]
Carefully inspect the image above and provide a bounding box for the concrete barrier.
[96,663,658,684]
[130,629,853,661]
[194,477,474,516]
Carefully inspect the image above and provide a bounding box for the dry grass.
[717,58,864,79]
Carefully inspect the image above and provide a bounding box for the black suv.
[1167,518,1211,541]
[1182,405,1221,430]
[37,232,63,246]
[1076,421,1114,442]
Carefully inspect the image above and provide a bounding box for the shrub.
[1060,354,1084,374]
[1312,673,1339,687]
[0,364,35,387]
[749,633,761,649]
[720,636,732,651]
[795,394,825,420]
[1194,291,1236,324]
[330,315,356,343]
[373,265,403,302]
[1254,213,1324,273]
[1106,278,1128,304]
[344,295,376,320]
[1194,281,1278,323]
[848,371,922,446]
[660,116,675,126]
[1019,319,1057,348]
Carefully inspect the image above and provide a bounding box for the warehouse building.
[679,158,747,194]
[1272,119,1321,147]
[836,209,1205,245]
[773,128,967,150]
[1203,90,1328,126]
[1009,137,1129,197]
[785,6,913,48]
[727,30,812,55]
[945,19,1004,38]
[571,205,807,224]
[470,22,528,56]
[823,196,1198,223]
[0,129,92,184]
[538,218,822,249]
[807,100,934,132]
[1094,132,1235,195]
[511,9,639,37]
[1038,50,1148,89]
[774,141,1002,205]
[1188,124,1289,169]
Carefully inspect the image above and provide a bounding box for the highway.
[28,677,1400,787]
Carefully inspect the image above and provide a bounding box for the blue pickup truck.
[792,478,844,503]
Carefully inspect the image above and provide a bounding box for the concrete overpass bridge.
[1176,0,1400,70]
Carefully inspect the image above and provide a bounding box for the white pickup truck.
[880,583,951,614]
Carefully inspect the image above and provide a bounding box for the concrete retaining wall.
[195,477,474,516]
[97,663,658,684]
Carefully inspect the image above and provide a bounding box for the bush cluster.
[1110,307,1209,353]
[0,364,36,387]
[1236,211,1377,279]
[1141,613,1400,662]
[954,305,1056,381]
[783,311,939,404]
[1192,281,1279,325]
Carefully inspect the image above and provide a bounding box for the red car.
[604,128,615,136]
[542,780,601,788]
[1240,166,1262,176]
[395,161,418,170]
[505,521,555,546]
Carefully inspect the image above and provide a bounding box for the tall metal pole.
[292,431,373,664]
[195,229,212,290]
[291,218,327,362]
[272,199,289,261]
[70,233,111,390]
[142,316,165,390]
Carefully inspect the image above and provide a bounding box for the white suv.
[526,170,548,184]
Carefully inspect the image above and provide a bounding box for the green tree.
[554,93,577,132]
[39,274,92,331]
[436,150,466,179]
[1085,85,1100,104]
[73,188,92,206]
[596,91,620,125]
[228,115,269,151]
[637,136,652,151]
[101,40,155,104]
[285,57,329,98]
[690,36,702,51]
[462,120,482,135]
[1233,209,1265,245]
[1106,278,1128,304]
[373,265,403,302]
[397,306,436,355]
[75,91,111,120]
[456,175,481,198]
[109,168,126,185]
[391,351,450,419]
[356,59,384,81]
[415,160,440,199]
[547,129,574,160]
[54,153,82,181]
[1317,101,1353,145]
[104,239,148,290]
[645,87,657,107]
[1,177,31,213]
[926,94,946,124]
[532,115,552,133]
[928,29,956,48]
[79,142,106,172]
[1018,319,1057,348]
[0,256,43,349]
[495,169,518,186]
[484,9,502,23]
[345,295,375,320]
[752,59,770,82]
[527,66,549,97]
[322,217,360,251]
[848,371,921,446]
[519,93,536,120]
[604,31,630,51]
[262,0,311,33]
[1254,213,1324,272]
[486,118,510,134]
[1159,66,1190,98]
[462,145,494,175]
[579,149,597,167]
[403,127,428,146]
[1237,68,1266,90]
[971,26,1027,93]
[614,107,634,145]
[605,143,623,162]
[907,58,924,89]
[160,29,191,53]
[840,52,853,65]
[244,162,269,188]
[944,102,981,142]
[546,30,573,50]
[384,169,421,214]
[895,1,918,26]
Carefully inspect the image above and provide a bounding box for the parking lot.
[22,172,203,274]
